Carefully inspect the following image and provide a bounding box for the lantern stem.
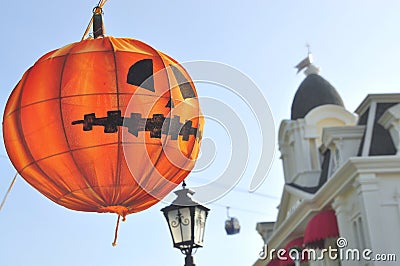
[93,6,105,38]
[184,253,195,266]
[81,0,108,40]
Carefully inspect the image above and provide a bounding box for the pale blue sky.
[1,1,400,266]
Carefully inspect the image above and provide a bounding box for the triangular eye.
[127,59,155,92]
[165,98,175,108]
[170,64,195,99]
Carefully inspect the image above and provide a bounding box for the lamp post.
[289,247,301,266]
[161,183,210,266]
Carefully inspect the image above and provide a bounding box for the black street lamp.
[161,183,210,266]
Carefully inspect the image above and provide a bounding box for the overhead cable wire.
[190,177,280,200]
[210,202,271,216]
[232,186,280,200]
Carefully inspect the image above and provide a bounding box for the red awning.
[266,258,280,266]
[304,210,339,248]
[280,237,307,266]
[284,237,304,251]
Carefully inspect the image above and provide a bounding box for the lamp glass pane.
[194,207,206,246]
[167,207,192,245]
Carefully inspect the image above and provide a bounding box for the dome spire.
[294,44,320,76]
[291,46,344,120]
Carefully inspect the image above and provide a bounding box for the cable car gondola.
[225,207,240,235]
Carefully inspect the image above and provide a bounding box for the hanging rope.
[0,173,18,212]
[81,0,109,40]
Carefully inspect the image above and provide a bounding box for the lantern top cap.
[161,187,210,214]
[172,188,199,207]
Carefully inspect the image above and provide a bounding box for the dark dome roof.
[291,74,344,120]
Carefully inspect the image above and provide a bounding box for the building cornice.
[284,184,314,200]
[355,93,400,115]
[320,125,365,153]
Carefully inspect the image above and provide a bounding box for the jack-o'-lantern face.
[3,36,203,217]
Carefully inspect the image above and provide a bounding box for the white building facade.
[254,63,400,266]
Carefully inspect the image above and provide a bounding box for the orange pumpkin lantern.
[2,4,203,241]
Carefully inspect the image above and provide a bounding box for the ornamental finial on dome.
[291,46,344,120]
[294,44,320,76]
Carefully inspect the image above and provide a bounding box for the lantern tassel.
[112,214,121,247]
